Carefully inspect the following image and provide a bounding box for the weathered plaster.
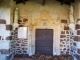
[0,40,10,49]
[15,0,70,55]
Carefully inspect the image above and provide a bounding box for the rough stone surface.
[0,19,6,24]
[77,30,80,35]
[61,20,67,24]
[6,25,12,30]
[76,24,80,29]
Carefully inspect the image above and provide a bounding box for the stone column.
[68,6,75,33]
[13,8,19,30]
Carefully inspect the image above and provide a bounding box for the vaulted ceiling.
[14,0,75,6]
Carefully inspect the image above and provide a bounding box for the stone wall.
[69,0,80,60]
[13,0,71,56]
[71,19,80,60]
[60,20,71,55]
[0,16,12,60]
[0,0,77,60]
[0,0,15,60]
[10,0,16,59]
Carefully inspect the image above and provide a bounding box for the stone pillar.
[0,18,13,60]
[68,6,75,33]
[13,8,19,30]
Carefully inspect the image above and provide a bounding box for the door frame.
[32,28,55,55]
[27,19,61,56]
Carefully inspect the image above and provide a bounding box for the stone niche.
[27,11,62,56]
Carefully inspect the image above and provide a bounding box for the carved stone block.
[0,19,6,24]
[64,26,69,30]
[77,30,80,35]
[6,36,12,40]
[61,20,67,24]
[76,24,80,29]
[61,31,65,34]
[6,25,12,30]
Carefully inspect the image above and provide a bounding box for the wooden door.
[35,29,53,55]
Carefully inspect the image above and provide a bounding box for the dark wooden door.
[35,29,53,55]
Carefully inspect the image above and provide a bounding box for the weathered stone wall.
[13,0,71,56]
[60,20,71,55]
[0,0,15,60]
[71,19,80,60]
[1,0,78,59]
[70,0,80,60]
